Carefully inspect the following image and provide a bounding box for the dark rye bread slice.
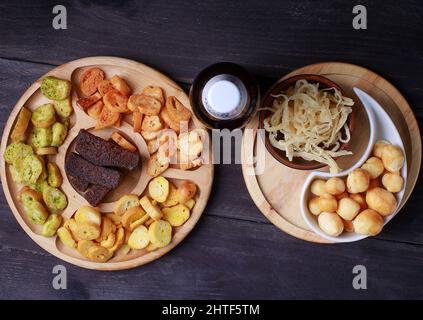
[65,152,123,189]
[75,129,140,171]
[84,184,111,207]
[68,175,89,193]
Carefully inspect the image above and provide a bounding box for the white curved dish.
[300,88,407,243]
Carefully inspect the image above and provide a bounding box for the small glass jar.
[189,62,260,130]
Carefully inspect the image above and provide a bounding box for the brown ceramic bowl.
[259,74,355,171]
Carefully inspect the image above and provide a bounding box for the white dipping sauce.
[202,74,247,120]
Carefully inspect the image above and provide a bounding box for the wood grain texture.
[0,0,422,299]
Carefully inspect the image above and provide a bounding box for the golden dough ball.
[318,212,344,236]
[350,193,367,211]
[325,177,346,195]
[337,197,361,220]
[369,178,381,190]
[343,219,354,233]
[353,209,384,236]
[373,140,390,158]
[347,168,370,193]
[381,145,404,173]
[318,193,338,213]
[308,197,322,216]
[336,191,349,200]
[366,187,397,216]
[382,173,404,193]
[310,179,327,196]
[361,157,385,179]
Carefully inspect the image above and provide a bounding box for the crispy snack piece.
[147,139,160,154]
[129,214,150,231]
[21,154,44,184]
[142,115,163,132]
[185,198,196,210]
[42,214,62,237]
[4,141,33,164]
[111,132,137,152]
[176,181,197,204]
[75,206,102,226]
[51,122,68,147]
[97,79,115,96]
[133,107,143,133]
[41,76,71,101]
[139,196,163,221]
[54,97,73,118]
[80,67,105,96]
[30,127,52,148]
[47,162,62,187]
[110,75,131,96]
[11,107,31,141]
[31,104,56,128]
[141,129,162,141]
[101,233,116,249]
[73,222,101,241]
[77,92,102,109]
[42,186,68,210]
[148,176,169,203]
[88,245,113,262]
[148,220,172,248]
[95,106,120,129]
[162,204,190,227]
[97,217,115,242]
[147,153,169,177]
[18,186,44,204]
[36,147,57,155]
[121,206,145,229]
[162,183,179,207]
[160,108,180,133]
[128,225,149,250]
[87,100,104,119]
[128,94,161,115]
[57,227,77,248]
[142,85,165,106]
[105,213,122,225]
[114,194,140,216]
[165,96,191,123]
[77,240,96,258]
[109,227,125,252]
[103,90,129,113]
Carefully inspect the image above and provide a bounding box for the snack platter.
[0,57,213,270]
[242,62,421,243]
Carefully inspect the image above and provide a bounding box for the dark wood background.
[0,0,422,299]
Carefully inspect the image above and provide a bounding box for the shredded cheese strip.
[263,80,354,174]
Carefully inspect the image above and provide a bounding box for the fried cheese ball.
[353,209,384,236]
[369,178,381,190]
[366,187,397,216]
[310,179,327,196]
[362,157,385,179]
[381,145,404,173]
[308,197,322,216]
[337,197,361,220]
[343,219,354,233]
[350,193,368,211]
[347,168,370,193]
[381,172,404,193]
[373,140,390,158]
[318,193,338,213]
[318,212,344,236]
[325,177,345,196]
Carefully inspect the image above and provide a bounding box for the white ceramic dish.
[300,88,408,243]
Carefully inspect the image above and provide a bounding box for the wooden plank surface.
[0,0,422,299]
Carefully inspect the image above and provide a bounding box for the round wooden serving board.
[0,56,214,270]
[241,62,421,243]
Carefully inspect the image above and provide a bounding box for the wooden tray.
[241,62,421,243]
[0,56,214,270]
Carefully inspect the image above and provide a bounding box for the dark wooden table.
[0,0,422,299]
